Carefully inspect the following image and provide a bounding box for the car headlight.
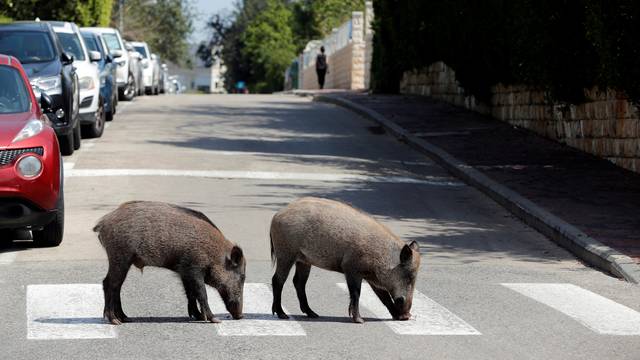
[12,119,44,144]
[30,76,62,96]
[16,155,43,178]
[79,76,95,90]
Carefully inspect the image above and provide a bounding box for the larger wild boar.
[93,201,246,325]
[270,197,421,323]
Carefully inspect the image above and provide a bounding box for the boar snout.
[392,296,412,321]
[226,301,243,320]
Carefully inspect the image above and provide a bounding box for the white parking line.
[502,283,640,335]
[26,284,116,340]
[0,251,17,265]
[337,283,480,335]
[65,169,463,186]
[208,283,305,336]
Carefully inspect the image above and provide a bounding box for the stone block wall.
[400,62,640,173]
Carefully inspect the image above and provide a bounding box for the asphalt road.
[1,94,639,360]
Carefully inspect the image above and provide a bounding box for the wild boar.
[270,197,421,324]
[93,201,246,325]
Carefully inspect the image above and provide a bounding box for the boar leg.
[345,274,364,324]
[103,259,132,325]
[271,258,294,319]
[181,276,202,320]
[182,269,221,323]
[370,286,400,320]
[293,262,319,318]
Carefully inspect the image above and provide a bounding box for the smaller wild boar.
[270,197,421,323]
[93,201,246,325]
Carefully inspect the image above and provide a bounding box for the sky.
[189,0,236,44]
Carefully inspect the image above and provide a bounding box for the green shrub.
[371,0,640,103]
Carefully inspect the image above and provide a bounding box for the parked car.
[0,21,80,155]
[129,41,159,95]
[51,21,104,139]
[81,29,117,121]
[124,41,144,96]
[82,27,135,101]
[0,54,64,246]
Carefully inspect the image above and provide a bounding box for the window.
[0,66,31,114]
[0,31,56,64]
[102,33,122,51]
[82,34,99,53]
[134,46,148,58]
[56,32,85,61]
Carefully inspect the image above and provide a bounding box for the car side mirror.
[151,53,157,61]
[61,52,74,65]
[40,92,53,112]
[111,49,124,58]
[89,51,102,62]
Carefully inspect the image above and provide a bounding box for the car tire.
[59,130,74,156]
[73,121,81,150]
[153,85,159,95]
[122,73,136,101]
[32,191,64,247]
[82,97,105,138]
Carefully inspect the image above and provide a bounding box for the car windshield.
[0,31,56,64]
[56,32,85,61]
[133,46,148,58]
[0,66,31,114]
[102,33,121,52]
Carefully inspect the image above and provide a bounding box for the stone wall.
[400,62,640,173]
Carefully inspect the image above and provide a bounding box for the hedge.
[371,0,640,104]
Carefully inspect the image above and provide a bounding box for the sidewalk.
[313,92,640,282]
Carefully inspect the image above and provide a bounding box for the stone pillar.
[351,11,366,89]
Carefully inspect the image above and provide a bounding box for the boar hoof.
[273,311,289,319]
[352,316,364,324]
[208,317,222,324]
[305,310,319,318]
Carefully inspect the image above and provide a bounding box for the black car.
[0,21,80,155]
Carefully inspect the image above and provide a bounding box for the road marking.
[63,162,75,171]
[65,169,463,186]
[0,251,17,265]
[27,284,116,340]
[337,283,480,335]
[208,283,305,336]
[502,283,640,335]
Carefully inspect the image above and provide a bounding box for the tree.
[1,0,113,26]
[242,0,296,92]
[112,0,193,65]
[309,0,363,36]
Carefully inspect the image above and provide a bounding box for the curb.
[314,93,640,284]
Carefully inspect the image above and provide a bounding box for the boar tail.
[270,232,276,268]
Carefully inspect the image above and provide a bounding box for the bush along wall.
[371,0,640,105]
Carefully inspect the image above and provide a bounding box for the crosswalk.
[25,282,640,340]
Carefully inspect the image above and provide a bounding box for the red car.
[0,54,64,246]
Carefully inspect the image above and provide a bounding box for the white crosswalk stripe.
[208,283,306,336]
[337,283,481,335]
[26,284,116,340]
[23,282,639,338]
[502,283,640,335]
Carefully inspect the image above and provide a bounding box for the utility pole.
[119,0,124,32]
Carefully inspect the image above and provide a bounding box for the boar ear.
[400,241,419,264]
[227,245,244,268]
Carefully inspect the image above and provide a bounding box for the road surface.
[1,94,638,359]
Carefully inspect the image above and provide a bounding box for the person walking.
[315,46,328,90]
